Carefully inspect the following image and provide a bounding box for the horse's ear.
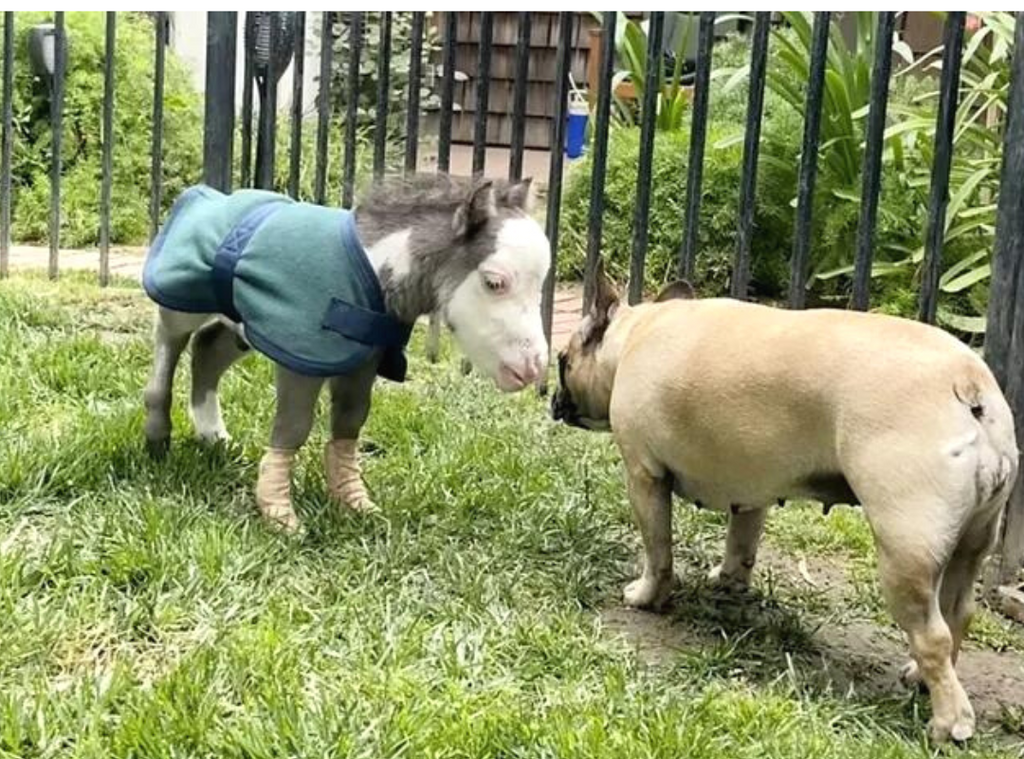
[496,178,534,211]
[452,180,496,238]
[654,280,696,302]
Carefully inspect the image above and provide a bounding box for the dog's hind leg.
[144,307,207,456]
[622,463,675,610]
[941,511,1002,663]
[868,496,975,743]
[190,320,249,443]
[708,507,767,590]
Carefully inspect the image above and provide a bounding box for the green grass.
[1,271,1023,757]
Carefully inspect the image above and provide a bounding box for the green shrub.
[559,107,804,300]
[4,12,203,247]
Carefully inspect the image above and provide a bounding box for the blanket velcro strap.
[321,298,413,349]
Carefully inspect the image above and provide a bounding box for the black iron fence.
[1,11,1024,587]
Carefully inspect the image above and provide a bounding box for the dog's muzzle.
[550,386,589,430]
[551,352,581,427]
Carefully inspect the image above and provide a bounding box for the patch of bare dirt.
[598,550,1024,731]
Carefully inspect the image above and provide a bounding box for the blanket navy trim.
[142,185,216,313]
[211,201,288,323]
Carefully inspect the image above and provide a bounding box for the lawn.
[1,271,1023,758]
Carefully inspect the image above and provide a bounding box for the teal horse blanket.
[143,185,412,381]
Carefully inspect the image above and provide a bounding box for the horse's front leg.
[325,361,378,512]
[255,366,324,533]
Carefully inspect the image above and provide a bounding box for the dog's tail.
[953,363,1018,510]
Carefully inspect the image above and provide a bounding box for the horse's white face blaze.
[446,216,550,392]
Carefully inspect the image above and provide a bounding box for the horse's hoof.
[146,437,170,459]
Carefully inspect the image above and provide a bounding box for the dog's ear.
[452,180,496,238]
[582,259,620,347]
[654,279,696,303]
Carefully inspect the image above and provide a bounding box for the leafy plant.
[593,11,697,132]
[559,116,803,299]
[3,11,203,247]
[327,12,442,141]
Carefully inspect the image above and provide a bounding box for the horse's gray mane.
[353,172,536,325]
[357,173,481,214]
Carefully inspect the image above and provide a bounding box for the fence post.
[314,12,333,205]
[472,12,495,176]
[627,11,665,305]
[678,11,715,283]
[539,11,574,393]
[98,12,116,287]
[150,12,166,241]
[582,10,617,311]
[288,12,306,199]
[918,12,966,324]
[241,13,255,188]
[730,11,770,301]
[426,12,458,364]
[787,11,830,309]
[1,12,13,279]
[48,12,66,280]
[404,11,425,174]
[508,12,531,182]
[373,12,393,179]
[342,12,364,208]
[851,11,896,311]
[203,12,237,192]
[986,12,1024,589]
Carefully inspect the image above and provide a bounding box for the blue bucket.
[565,101,589,159]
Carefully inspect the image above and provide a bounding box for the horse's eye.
[483,275,508,294]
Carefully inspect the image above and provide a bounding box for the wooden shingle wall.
[446,12,599,150]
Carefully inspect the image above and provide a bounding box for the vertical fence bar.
[404,11,425,174]
[373,12,392,179]
[99,12,116,287]
[288,12,306,199]
[986,12,1024,586]
[241,13,255,188]
[851,11,896,311]
[541,11,573,375]
[314,11,332,205]
[679,11,715,282]
[427,12,458,363]
[255,12,280,190]
[627,11,665,305]
[918,12,966,324]
[729,11,770,301]
[49,12,65,280]
[582,10,617,310]
[472,12,494,176]
[1,12,13,279]
[508,12,531,181]
[203,12,237,192]
[342,11,364,208]
[787,11,830,309]
[149,12,166,240]
[437,12,457,175]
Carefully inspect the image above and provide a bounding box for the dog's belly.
[668,465,858,511]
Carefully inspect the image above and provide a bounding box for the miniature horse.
[142,174,549,532]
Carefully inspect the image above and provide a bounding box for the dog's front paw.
[928,705,975,744]
[707,563,751,591]
[623,575,673,610]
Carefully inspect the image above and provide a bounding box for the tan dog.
[551,264,1018,743]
